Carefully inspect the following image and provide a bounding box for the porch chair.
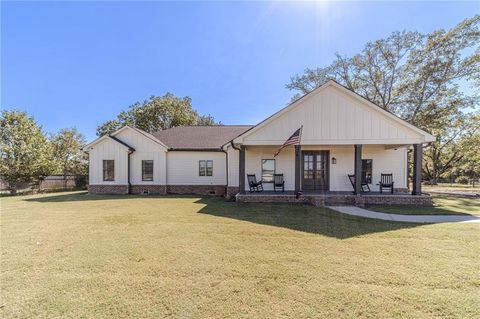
[379,173,394,194]
[247,174,263,193]
[347,174,371,193]
[273,174,285,192]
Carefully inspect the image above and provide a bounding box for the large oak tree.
[287,15,480,183]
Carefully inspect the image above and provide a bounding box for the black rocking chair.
[247,174,263,193]
[348,174,371,193]
[273,174,285,192]
[379,173,394,194]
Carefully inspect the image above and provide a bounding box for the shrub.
[455,176,469,184]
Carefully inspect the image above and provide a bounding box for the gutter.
[221,148,228,192]
[127,149,134,194]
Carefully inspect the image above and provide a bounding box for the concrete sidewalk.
[327,206,480,223]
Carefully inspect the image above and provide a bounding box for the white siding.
[243,145,407,192]
[88,138,129,185]
[167,151,227,185]
[227,146,239,187]
[244,146,295,191]
[115,128,167,185]
[241,85,425,145]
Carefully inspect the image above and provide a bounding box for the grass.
[1,192,479,318]
[423,183,480,193]
[369,195,480,216]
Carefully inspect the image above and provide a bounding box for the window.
[142,160,153,181]
[262,159,275,182]
[103,160,114,181]
[362,159,372,184]
[199,160,213,176]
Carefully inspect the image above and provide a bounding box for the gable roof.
[233,80,435,144]
[152,125,253,150]
[83,134,135,152]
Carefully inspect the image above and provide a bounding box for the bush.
[455,176,469,184]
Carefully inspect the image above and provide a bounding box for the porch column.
[239,145,246,194]
[294,145,301,192]
[354,144,362,195]
[412,143,423,195]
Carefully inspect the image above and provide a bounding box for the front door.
[302,151,329,191]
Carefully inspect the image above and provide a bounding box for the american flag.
[274,126,302,157]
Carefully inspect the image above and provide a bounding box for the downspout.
[221,146,228,195]
[127,150,134,194]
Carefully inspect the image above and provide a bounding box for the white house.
[84,80,435,205]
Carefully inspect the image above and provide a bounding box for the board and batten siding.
[243,145,407,192]
[240,85,425,145]
[114,128,167,185]
[88,138,129,185]
[166,151,227,185]
[244,146,295,191]
[227,146,239,187]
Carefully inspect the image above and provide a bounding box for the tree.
[0,110,55,195]
[287,15,480,183]
[50,128,88,189]
[96,93,219,136]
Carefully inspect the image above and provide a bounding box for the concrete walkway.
[327,206,480,223]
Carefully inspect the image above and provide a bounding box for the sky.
[1,1,479,141]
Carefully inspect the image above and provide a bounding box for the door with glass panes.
[302,151,329,191]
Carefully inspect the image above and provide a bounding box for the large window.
[142,160,154,181]
[261,159,275,182]
[103,160,114,181]
[199,160,213,176]
[362,159,372,184]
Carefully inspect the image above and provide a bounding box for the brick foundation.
[236,193,432,207]
[130,185,167,194]
[167,185,226,196]
[225,187,240,199]
[88,185,128,194]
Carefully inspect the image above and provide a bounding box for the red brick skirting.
[225,187,240,199]
[167,185,226,196]
[88,185,128,194]
[130,185,167,194]
[236,193,433,207]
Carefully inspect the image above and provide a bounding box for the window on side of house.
[261,159,275,182]
[142,160,154,181]
[206,160,213,176]
[199,160,213,176]
[362,159,372,184]
[103,160,114,181]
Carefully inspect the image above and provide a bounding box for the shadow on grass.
[24,192,421,239]
[194,197,420,239]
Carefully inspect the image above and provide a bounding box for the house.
[84,80,435,206]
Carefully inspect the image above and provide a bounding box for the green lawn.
[423,183,480,193]
[1,192,479,318]
[369,195,480,216]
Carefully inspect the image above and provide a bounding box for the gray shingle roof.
[152,125,253,150]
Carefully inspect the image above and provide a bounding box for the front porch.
[236,191,433,207]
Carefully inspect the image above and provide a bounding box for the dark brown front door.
[302,151,329,191]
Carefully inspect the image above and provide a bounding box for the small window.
[262,159,275,182]
[362,159,372,184]
[103,160,114,181]
[199,160,213,176]
[142,160,153,181]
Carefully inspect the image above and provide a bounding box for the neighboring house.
[84,80,435,204]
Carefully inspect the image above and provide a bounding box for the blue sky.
[2,1,478,141]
